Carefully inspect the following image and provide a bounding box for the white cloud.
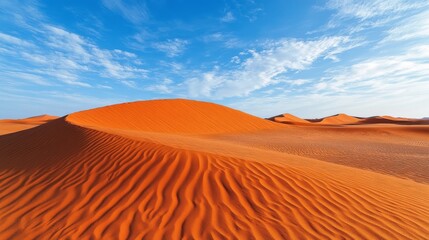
[230,56,240,64]
[201,33,243,48]
[221,11,235,22]
[1,71,52,86]
[323,0,429,34]
[0,32,34,47]
[113,49,137,58]
[324,38,365,61]
[202,32,225,42]
[318,45,429,92]
[229,45,429,118]
[97,84,113,89]
[0,24,147,88]
[382,9,429,43]
[146,78,174,94]
[326,0,427,21]
[102,0,148,24]
[230,86,429,118]
[0,0,45,31]
[152,39,189,57]
[44,25,147,81]
[187,36,355,98]
[288,79,310,86]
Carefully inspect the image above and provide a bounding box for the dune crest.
[269,113,310,125]
[1,100,428,239]
[67,99,281,134]
[316,113,360,125]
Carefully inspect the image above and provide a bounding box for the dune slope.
[1,100,428,239]
[0,115,58,135]
[317,113,361,125]
[360,116,429,125]
[67,99,280,134]
[270,113,310,125]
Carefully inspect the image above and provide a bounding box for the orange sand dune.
[1,99,429,239]
[308,113,361,125]
[380,115,412,121]
[269,113,310,125]
[68,99,280,134]
[0,114,58,135]
[212,124,429,184]
[360,116,429,125]
[272,113,429,126]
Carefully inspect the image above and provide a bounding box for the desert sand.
[269,113,310,125]
[305,113,361,125]
[0,115,57,135]
[0,99,428,239]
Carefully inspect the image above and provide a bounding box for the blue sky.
[1,0,428,119]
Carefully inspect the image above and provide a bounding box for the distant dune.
[268,113,310,125]
[305,113,361,125]
[360,116,429,125]
[0,114,57,135]
[270,113,429,126]
[1,99,428,239]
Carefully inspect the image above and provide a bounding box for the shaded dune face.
[1,99,429,239]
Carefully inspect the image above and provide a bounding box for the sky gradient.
[1,0,428,119]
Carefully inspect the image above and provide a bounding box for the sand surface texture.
[1,99,428,239]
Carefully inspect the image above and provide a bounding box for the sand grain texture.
[1,99,428,239]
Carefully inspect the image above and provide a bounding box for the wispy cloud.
[0,33,34,47]
[0,71,52,86]
[101,0,148,24]
[220,11,235,23]
[202,32,225,42]
[229,45,429,118]
[326,0,426,21]
[146,78,174,94]
[152,39,189,57]
[0,25,147,88]
[201,32,244,49]
[324,0,429,33]
[316,45,429,94]
[382,8,429,43]
[186,36,356,98]
[43,25,147,82]
[0,0,45,31]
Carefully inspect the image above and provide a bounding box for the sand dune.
[269,113,310,125]
[360,116,429,125]
[212,125,429,184]
[0,114,57,135]
[271,113,429,126]
[1,99,429,239]
[68,99,280,134]
[0,114,57,124]
[310,113,361,125]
